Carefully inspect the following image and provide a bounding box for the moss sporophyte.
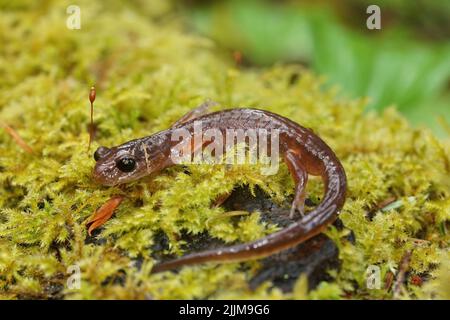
[0,0,448,299]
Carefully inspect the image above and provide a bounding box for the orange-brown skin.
[92,108,347,273]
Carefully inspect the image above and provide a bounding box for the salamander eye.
[116,157,136,172]
[94,146,110,161]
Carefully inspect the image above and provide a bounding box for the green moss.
[0,0,449,299]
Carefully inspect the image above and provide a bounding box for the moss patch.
[0,0,449,299]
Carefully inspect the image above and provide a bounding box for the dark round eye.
[116,157,136,172]
[94,146,110,161]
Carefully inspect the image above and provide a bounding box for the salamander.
[92,106,347,273]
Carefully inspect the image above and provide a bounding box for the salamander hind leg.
[284,150,308,219]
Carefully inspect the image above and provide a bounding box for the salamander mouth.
[92,172,108,186]
[92,165,118,187]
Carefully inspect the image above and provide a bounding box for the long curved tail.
[151,160,346,274]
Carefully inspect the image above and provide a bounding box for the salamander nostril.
[94,146,110,161]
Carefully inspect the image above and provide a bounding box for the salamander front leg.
[171,100,218,128]
[284,151,308,219]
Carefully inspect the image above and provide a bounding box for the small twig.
[1,122,34,154]
[88,85,96,152]
[211,192,231,208]
[206,210,249,228]
[377,197,397,211]
[367,196,396,220]
[384,271,394,291]
[393,250,412,299]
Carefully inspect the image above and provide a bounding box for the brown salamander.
[92,106,347,273]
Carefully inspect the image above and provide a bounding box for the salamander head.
[92,143,149,186]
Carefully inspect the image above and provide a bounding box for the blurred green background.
[177,0,450,137]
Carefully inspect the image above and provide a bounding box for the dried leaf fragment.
[86,195,124,235]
